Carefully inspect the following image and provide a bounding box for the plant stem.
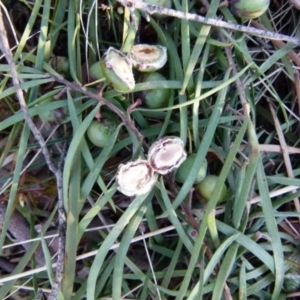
[0,8,65,300]
[117,0,300,44]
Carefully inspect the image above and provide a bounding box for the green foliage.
[0,0,300,299]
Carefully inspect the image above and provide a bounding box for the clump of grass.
[0,0,300,299]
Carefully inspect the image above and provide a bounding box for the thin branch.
[48,73,145,144]
[294,70,300,122]
[117,0,300,44]
[251,20,300,67]
[0,8,65,300]
[268,101,300,214]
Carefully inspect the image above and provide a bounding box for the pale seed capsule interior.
[105,49,135,90]
[121,164,149,190]
[117,160,157,196]
[131,45,162,63]
[130,44,167,71]
[153,144,184,166]
[148,137,187,174]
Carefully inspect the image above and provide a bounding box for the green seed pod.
[130,44,167,72]
[175,154,207,184]
[101,47,135,93]
[195,175,228,204]
[230,0,270,19]
[89,61,104,80]
[39,97,67,124]
[86,112,118,148]
[141,72,170,109]
[49,56,70,75]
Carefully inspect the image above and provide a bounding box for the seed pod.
[148,137,187,175]
[195,175,228,204]
[87,112,118,148]
[49,56,70,76]
[116,159,157,196]
[141,72,170,109]
[101,47,135,93]
[175,154,207,184]
[130,44,167,72]
[89,61,104,80]
[39,97,67,124]
[230,0,270,19]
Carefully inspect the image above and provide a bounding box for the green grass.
[0,0,300,299]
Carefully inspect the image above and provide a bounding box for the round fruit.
[141,72,170,109]
[49,56,70,76]
[196,175,228,204]
[89,61,104,80]
[175,154,207,184]
[39,97,67,123]
[87,112,118,148]
[230,0,270,19]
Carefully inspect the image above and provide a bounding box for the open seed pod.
[130,44,167,72]
[101,47,135,93]
[229,0,270,19]
[116,159,157,196]
[148,137,187,175]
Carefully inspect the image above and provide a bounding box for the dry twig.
[268,101,300,214]
[0,8,65,300]
[49,74,145,145]
[117,0,300,44]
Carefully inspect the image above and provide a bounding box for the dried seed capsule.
[148,137,187,175]
[230,0,270,19]
[101,47,135,93]
[116,159,157,196]
[130,44,167,72]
